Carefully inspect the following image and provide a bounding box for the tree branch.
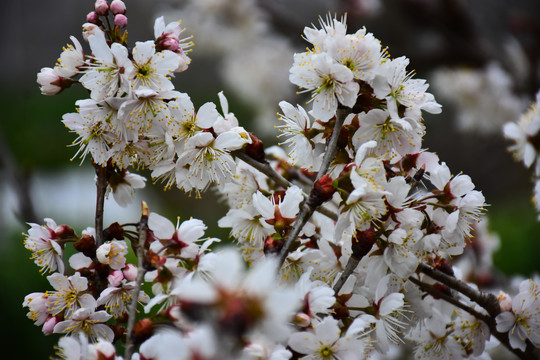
[94,164,109,248]
[124,202,149,360]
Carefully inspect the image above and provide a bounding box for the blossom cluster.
[25,2,540,360]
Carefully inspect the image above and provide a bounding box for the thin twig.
[124,202,149,360]
[94,164,108,248]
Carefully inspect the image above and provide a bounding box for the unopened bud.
[122,263,138,281]
[42,316,59,335]
[244,132,265,162]
[310,174,336,206]
[74,234,97,258]
[293,312,311,327]
[110,0,126,14]
[108,270,124,287]
[114,14,128,28]
[159,38,180,52]
[86,11,100,24]
[134,318,153,343]
[103,222,124,241]
[351,227,377,260]
[94,0,109,16]
[37,67,64,95]
[55,224,75,239]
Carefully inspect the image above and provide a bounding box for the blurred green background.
[2,0,540,358]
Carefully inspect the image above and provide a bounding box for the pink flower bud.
[37,68,62,95]
[86,11,100,24]
[114,14,128,28]
[110,0,126,15]
[94,0,109,16]
[160,38,180,52]
[122,263,138,281]
[108,270,124,287]
[42,316,59,335]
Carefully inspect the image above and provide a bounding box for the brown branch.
[94,163,109,248]
[124,202,149,360]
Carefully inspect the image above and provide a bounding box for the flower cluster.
[25,2,540,360]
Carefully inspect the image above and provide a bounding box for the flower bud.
[114,14,128,28]
[103,222,124,241]
[134,318,153,344]
[110,0,126,14]
[293,312,311,327]
[94,0,109,16]
[122,263,138,281]
[42,316,59,335]
[86,11,100,24]
[309,174,336,206]
[244,132,265,162]
[108,270,124,287]
[36,68,62,95]
[351,227,377,260]
[54,224,75,239]
[159,38,180,52]
[74,233,97,258]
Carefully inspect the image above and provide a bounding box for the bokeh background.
[2,0,540,358]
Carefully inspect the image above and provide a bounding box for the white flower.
[276,101,316,168]
[108,171,146,207]
[53,307,114,342]
[148,212,207,259]
[97,281,149,318]
[131,40,180,92]
[80,30,134,100]
[24,219,64,274]
[55,36,84,78]
[352,108,423,160]
[356,276,408,352]
[46,272,96,319]
[176,131,246,191]
[62,99,116,165]
[96,240,128,270]
[496,279,540,351]
[288,316,365,359]
[290,52,359,122]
